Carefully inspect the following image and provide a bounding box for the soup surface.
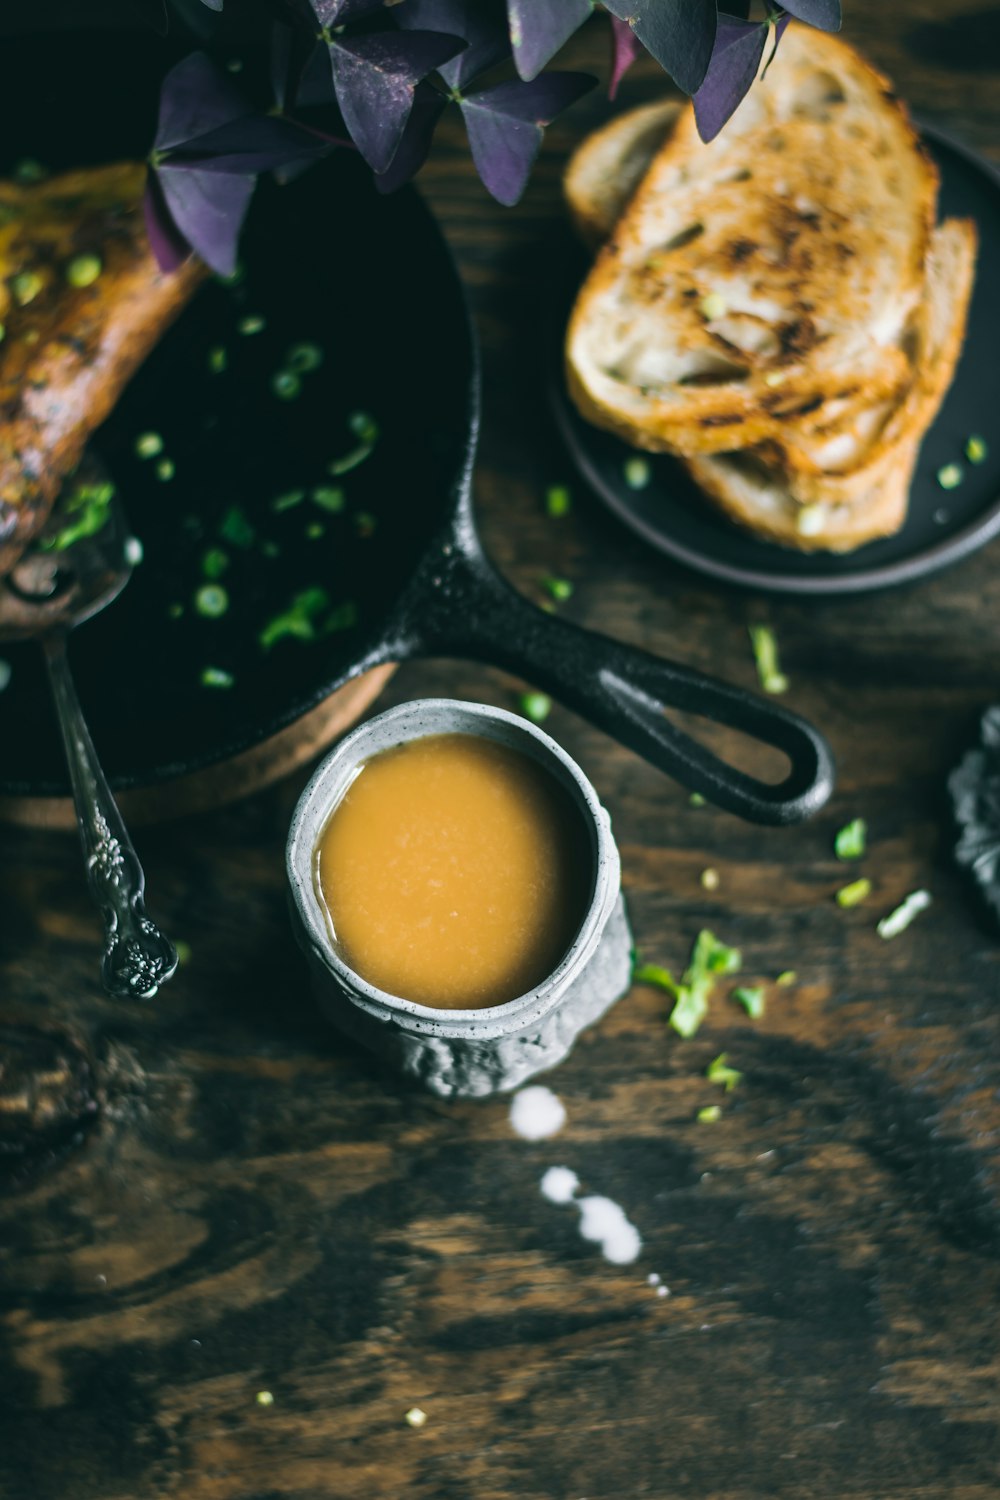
[316,732,593,1009]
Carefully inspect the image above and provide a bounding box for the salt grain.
[540,1166,579,1204]
[509,1086,566,1141]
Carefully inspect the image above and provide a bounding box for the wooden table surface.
[2,11,1000,1498]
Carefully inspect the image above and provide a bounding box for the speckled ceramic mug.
[286,699,632,1098]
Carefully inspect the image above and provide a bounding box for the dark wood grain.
[2,12,1000,1499]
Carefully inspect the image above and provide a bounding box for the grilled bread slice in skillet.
[0,162,204,574]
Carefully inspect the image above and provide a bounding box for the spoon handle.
[42,633,177,999]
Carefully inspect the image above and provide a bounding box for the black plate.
[551,127,1000,596]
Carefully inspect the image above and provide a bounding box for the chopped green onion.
[259,586,352,650]
[134,431,163,460]
[0,658,11,693]
[542,576,574,603]
[41,480,115,551]
[238,315,266,336]
[689,792,707,807]
[877,889,931,940]
[12,270,43,305]
[834,817,867,860]
[700,292,727,320]
[650,929,742,1039]
[519,691,552,724]
[201,666,234,689]
[271,370,301,401]
[936,462,963,490]
[311,486,345,513]
[201,547,229,579]
[965,435,988,464]
[748,623,788,694]
[271,489,305,512]
[306,522,325,539]
[349,410,378,442]
[700,867,720,891]
[633,963,681,997]
[287,342,323,372]
[13,158,48,183]
[155,458,175,482]
[174,939,192,966]
[706,1052,742,1092]
[624,456,651,490]
[836,878,872,908]
[697,1105,722,1124]
[546,485,571,518]
[775,970,797,987]
[65,254,102,288]
[733,986,765,1019]
[195,584,229,618]
[207,345,227,374]
[218,504,255,548]
[327,413,379,476]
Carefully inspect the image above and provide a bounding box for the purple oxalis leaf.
[507,0,592,82]
[603,0,716,95]
[155,51,248,154]
[460,71,594,206]
[157,163,254,277]
[693,12,788,142]
[271,20,323,111]
[328,29,465,174]
[608,13,644,98]
[198,0,224,10]
[164,114,333,173]
[143,173,191,273]
[397,0,510,90]
[374,80,447,193]
[778,0,841,30]
[308,0,386,26]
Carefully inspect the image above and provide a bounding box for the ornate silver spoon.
[0,464,177,998]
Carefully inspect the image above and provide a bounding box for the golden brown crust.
[0,162,205,573]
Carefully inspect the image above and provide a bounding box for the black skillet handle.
[389,536,834,825]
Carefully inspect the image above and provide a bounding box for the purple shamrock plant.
[146,0,842,275]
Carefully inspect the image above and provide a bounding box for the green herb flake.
[834,817,867,860]
[218,504,255,549]
[633,963,681,998]
[667,929,742,1038]
[776,970,797,987]
[201,548,229,579]
[65,254,102,288]
[259,586,348,650]
[748,623,788,694]
[546,485,571,518]
[310,486,345,513]
[256,1390,274,1407]
[174,939,192,966]
[936,462,963,491]
[306,521,325,539]
[0,658,11,693]
[519,691,552,724]
[12,270,43,306]
[706,1052,742,1092]
[134,431,163,460]
[542,576,574,603]
[271,489,305,513]
[155,458,175,482]
[877,889,932,940]
[41,480,115,551]
[624,456,651,490]
[271,370,301,401]
[965,435,988,465]
[697,1105,722,1123]
[195,584,229,619]
[733,985,765,1019]
[349,410,378,442]
[287,342,323,373]
[327,412,379,476]
[208,345,227,374]
[201,666,234,689]
[836,877,872,909]
[238,314,266,336]
[689,792,707,807]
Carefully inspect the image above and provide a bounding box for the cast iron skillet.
[0,29,833,825]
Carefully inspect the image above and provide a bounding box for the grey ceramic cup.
[286,699,632,1098]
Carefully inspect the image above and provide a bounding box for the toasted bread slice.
[564,100,681,250]
[566,25,937,460]
[684,218,977,549]
[0,162,204,573]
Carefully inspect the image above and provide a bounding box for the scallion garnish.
[966,435,988,464]
[733,986,765,1018]
[748,623,788,694]
[65,254,102,288]
[156,458,175,482]
[134,431,163,460]
[541,576,573,602]
[306,521,325,539]
[195,584,229,618]
[624,456,651,490]
[271,489,305,512]
[689,792,707,807]
[706,1052,741,1092]
[202,548,229,579]
[201,666,234,689]
[775,970,797,987]
[41,480,115,551]
[238,314,265,336]
[12,271,43,306]
[937,462,963,490]
[877,889,931,940]
[636,930,741,1038]
[836,878,871,908]
[218,504,255,548]
[697,1105,721,1123]
[834,817,867,859]
[546,485,571,518]
[271,370,301,401]
[327,412,379,476]
[287,343,323,372]
[259,587,355,649]
[311,486,345,513]
[519,691,552,724]
[208,346,227,374]
[700,867,720,891]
